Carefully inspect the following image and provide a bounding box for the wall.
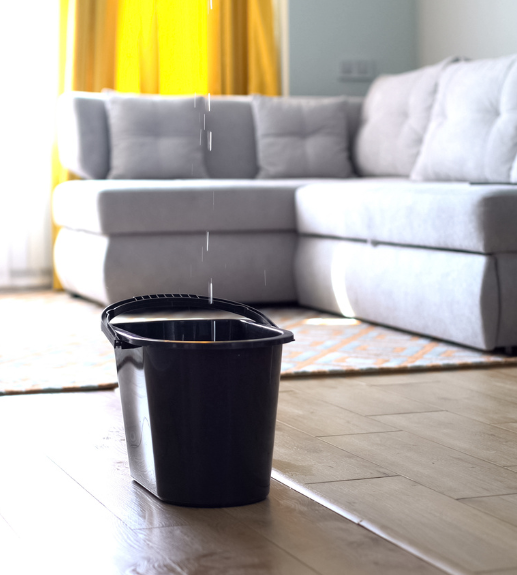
[418,0,517,65]
[288,0,418,97]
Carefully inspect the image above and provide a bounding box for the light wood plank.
[0,512,26,575]
[0,443,124,541]
[353,371,447,385]
[0,389,122,449]
[355,365,517,388]
[372,411,517,466]
[460,493,517,528]
[227,479,445,575]
[0,539,39,575]
[0,443,170,575]
[428,369,517,405]
[277,388,397,436]
[0,512,16,541]
[322,430,517,499]
[493,366,517,380]
[373,381,517,424]
[273,421,395,484]
[131,508,320,575]
[307,476,517,574]
[497,422,517,433]
[282,378,439,416]
[47,440,206,530]
[43,398,210,530]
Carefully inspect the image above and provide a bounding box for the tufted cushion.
[105,93,208,179]
[353,59,454,177]
[411,55,517,182]
[251,96,353,178]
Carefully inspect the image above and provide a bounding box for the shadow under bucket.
[101,294,294,507]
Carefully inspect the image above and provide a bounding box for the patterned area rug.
[1,291,516,395]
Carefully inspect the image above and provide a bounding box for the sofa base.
[55,228,298,306]
[294,236,517,351]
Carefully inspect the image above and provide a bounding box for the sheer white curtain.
[0,1,59,289]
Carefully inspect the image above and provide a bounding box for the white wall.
[418,0,517,66]
[0,0,58,288]
[288,0,418,97]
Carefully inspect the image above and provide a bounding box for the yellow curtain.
[115,0,207,94]
[208,0,279,95]
[52,0,119,288]
[52,0,278,288]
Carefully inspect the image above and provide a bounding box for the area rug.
[1,291,516,395]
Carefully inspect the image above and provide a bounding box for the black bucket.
[101,294,294,507]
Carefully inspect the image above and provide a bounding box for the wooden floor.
[1,366,517,574]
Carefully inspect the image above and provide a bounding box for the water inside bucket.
[113,318,282,343]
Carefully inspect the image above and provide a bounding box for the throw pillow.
[105,93,208,179]
[411,55,517,183]
[354,58,456,177]
[251,96,353,179]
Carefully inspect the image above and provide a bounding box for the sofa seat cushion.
[53,178,341,235]
[296,179,517,253]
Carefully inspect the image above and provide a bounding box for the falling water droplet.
[206,231,209,251]
[209,278,213,304]
[208,93,211,112]
[201,246,204,262]
[199,129,202,146]
[264,270,267,286]
[208,131,212,151]
[210,0,212,9]
[203,114,206,130]
[212,320,216,341]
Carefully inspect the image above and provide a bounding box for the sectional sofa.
[54,54,517,351]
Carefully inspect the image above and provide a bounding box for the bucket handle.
[101,293,281,348]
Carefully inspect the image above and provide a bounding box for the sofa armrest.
[57,91,110,179]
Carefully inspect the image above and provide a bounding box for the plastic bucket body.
[101,294,294,507]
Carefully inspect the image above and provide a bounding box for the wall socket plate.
[339,58,376,82]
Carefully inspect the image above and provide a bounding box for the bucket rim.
[101,294,294,349]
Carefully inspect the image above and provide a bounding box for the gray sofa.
[54,54,517,351]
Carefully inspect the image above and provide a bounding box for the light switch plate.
[339,58,376,82]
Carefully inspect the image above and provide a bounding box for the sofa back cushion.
[354,58,454,177]
[251,96,353,178]
[411,55,517,183]
[57,92,364,180]
[105,93,208,179]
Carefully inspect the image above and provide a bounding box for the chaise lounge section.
[53,54,517,351]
